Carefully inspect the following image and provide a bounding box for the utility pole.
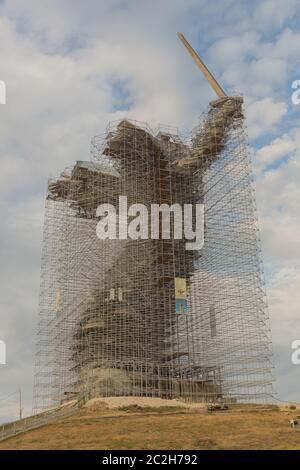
[18,387,22,420]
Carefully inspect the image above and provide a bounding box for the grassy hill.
[0,402,299,450]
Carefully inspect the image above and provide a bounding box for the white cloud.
[268,268,300,402]
[209,31,260,67]
[246,98,287,139]
[254,0,298,30]
[254,132,298,169]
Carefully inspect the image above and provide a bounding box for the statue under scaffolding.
[33,35,274,413]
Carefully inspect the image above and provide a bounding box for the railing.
[0,401,79,442]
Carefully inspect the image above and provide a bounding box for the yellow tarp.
[175,278,187,299]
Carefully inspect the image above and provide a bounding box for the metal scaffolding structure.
[33,96,274,413]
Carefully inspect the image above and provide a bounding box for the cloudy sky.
[0,0,299,422]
